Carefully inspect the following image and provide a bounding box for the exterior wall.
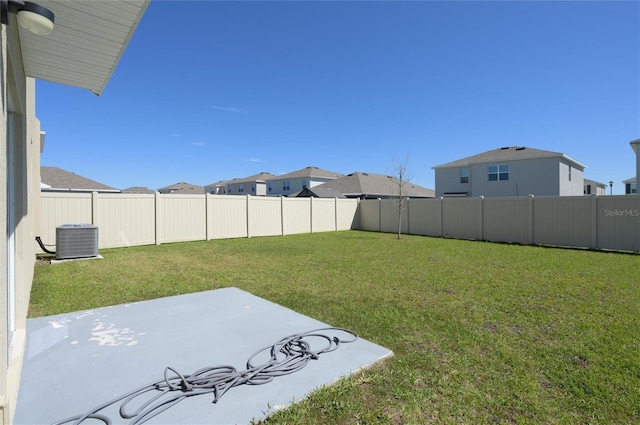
[1,26,41,423]
[435,157,585,198]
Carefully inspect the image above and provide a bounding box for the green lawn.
[31,231,640,424]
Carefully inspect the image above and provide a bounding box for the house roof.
[225,172,277,185]
[294,187,346,198]
[623,177,636,184]
[631,139,640,154]
[316,172,435,198]
[16,0,150,95]
[432,146,587,170]
[40,166,118,192]
[272,166,343,180]
[121,186,155,194]
[157,182,205,194]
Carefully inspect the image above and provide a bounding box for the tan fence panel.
[208,195,248,239]
[96,193,156,248]
[312,198,337,232]
[337,198,359,230]
[248,196,282,237]
[379,199,408,234]
[283,197,311,235]
[442,198,482,240]
[407,198,441,236]
[482,197,531,244]
[359,200,380,231]
[533,196,592,248]
[596,196,640,252]
[39,193,93,252]
[158,194,206,244]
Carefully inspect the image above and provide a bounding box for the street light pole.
[609,181,613,195]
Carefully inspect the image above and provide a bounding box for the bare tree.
[391,156,414,239]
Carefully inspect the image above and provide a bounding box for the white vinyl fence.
[359,195,640,252]
[39,192,639,253]
[38,193,360,251]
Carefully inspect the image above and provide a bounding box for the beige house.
[0,1,149,423]
[583,179,606,196]
[432,146,586,197]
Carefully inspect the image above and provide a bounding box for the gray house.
[216,172,276,195]
[315,171,435,199]
[266,166,343,196]
[432,146,586,197]
[583,179,606,196]
[624,177,636,195]
[41,166,119,193]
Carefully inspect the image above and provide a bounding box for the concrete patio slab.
[14,287,393,424]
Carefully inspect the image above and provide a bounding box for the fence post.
[528,194,534,245]
[310,196,314,233]
[590,194,598,249]
[91,191,99,226]
[281,196,285,236]
[335,197,338,231]
[205,193,211,241]
[478,196,484,241]
[439,197,444,237]
[378,198,382,232]
[246,195,251,238]
[155,192,161,245]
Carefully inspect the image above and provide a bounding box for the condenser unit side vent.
[56,224,99,260]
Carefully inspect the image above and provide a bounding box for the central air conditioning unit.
[56,224,99,260]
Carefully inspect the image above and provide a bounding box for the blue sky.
[37,0,639,193]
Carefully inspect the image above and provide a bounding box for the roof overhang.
[631,139,640,154]
[14,0,150,96]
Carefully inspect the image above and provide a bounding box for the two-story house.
[432,146,586,197]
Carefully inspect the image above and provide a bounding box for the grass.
[31,231,640,424]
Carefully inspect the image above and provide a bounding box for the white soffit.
[17,0,150,96]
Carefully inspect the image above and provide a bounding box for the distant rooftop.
[432,146,586,169]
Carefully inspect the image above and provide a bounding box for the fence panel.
[337,198,359,230]
[208,195,248,239]
[283,197,311,235]
[39,193,93,251]
[442,198,482,240]
[312,198,338,232]
[96,193,156,248]
[596,196,640,251]
[248,196,282,237]
[359,200,380,231]
[158,194,206,244]
[379,199,408,234]
[407,198,441,236]
[533,196,592,248]
[482,197,531,244]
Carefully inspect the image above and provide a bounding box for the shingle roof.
[121,187,156,194]
[157,182,205,194]
[40,166,118,192]
[272,166,343,180]
[432,146,586,169]
[316,172,434,198]
[225,172,277,184]
[294,187,346,198]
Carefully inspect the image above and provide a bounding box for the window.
[460,168,469,184]
[302,180,307,190]
[568,165,572,182]
[283,181,290,191]
[626,183,637,194]
[238,184,244,193]
[251,184,255,192]
[488,164,509,181]
[268,182,272,192]
[584,185,591,195]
